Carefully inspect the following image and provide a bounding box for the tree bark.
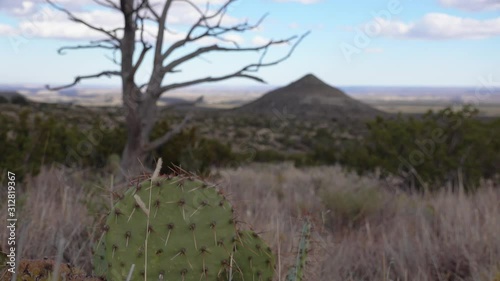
[120,97,158,176]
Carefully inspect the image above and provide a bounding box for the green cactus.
[230,230,275,281]
[286,219,312,281]
[98,175,237,281]
[91,235,107,278]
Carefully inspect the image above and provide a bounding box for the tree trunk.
[120,115,148,176]
[120,90,158,176]
[119,0,149,177]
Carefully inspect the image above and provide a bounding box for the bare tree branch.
[92,0,120,10]
[57,43,119,54]
[130,0,149,15]
[143,1,179,38]
[105,48,121,66]
[144,114,192,151]
[159,73,264,94]
[162,35,295,74]
[158,31,310,95]
[145,1,161,20]
[160,0,238,61]
[47,0,121,43]
[45,71,121,91]
[131,15,152,77]
[152,0,174,68]
[177,0,236,26]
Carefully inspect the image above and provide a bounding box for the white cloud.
[8,1,36,16]
[0,0,230,16]
[4,7,122,40]
[223,33,245,45]
[0,0,37,15]
[0,0,93,16]
[252,35,270,46]
[438,0,500,11]
[0,24,15,35]
[0,0,248,41]
[375,13,500,39]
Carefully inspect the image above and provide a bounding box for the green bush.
[152,120,237,175]
[11,95,29,105]
[0,110,83,177]
[0,109,242,178]
[0,110,127,177]
[253,149,288,162]
[340,106,500,192]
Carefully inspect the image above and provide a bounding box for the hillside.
[234,74,386,121]
[0,91,28,103]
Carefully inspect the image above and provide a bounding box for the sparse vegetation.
[340,106,500,191]
[1,0,499,279]
[0,98,498,281]
[1,104,499,189]
[2,164,499,280]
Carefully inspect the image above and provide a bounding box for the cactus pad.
[231,230,275,281]
[91,235,107,278]
[101,176,236,281]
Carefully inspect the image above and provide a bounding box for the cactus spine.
[286,219,312,281]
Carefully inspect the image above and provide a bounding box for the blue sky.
[0,0,499,88]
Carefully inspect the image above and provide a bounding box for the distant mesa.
[235,74,384,120]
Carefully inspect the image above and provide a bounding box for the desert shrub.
[176,138,236,174]
[88,121,127,168]
[253,149,288,162]
[340,106,500,192]
[11,95,29,105]
[0,109,242,177]
[0,110,79,177]
[0,110,126,177]
[250,149,312,167]
[152,120,237,175]
[234,128,249,138]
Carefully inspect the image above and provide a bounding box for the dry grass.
[0,167,106,272]
[1,164,499,281]
[216,163,500,281]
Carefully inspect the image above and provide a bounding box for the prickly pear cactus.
[231,230,275,281]
[286,220,312,281]
[91,236,107,278]
[97,175,236,281]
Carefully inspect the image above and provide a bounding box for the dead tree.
[46,0,308,176]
